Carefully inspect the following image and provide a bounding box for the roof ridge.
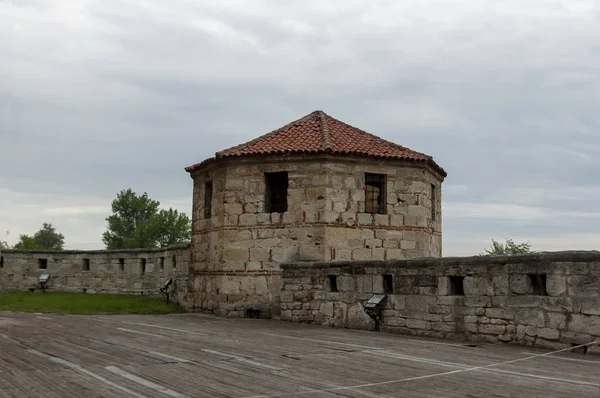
[317,111,334,152]
[216,110,320,158]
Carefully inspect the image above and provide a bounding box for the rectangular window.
[328,275,338,292]
[38,258,48,270]
[527,274,547,296]
[119,258,125,272]
[82,258,90,271]
[204,181,213,219]
[0,256,3,268]
[265,172,288,213]
[365,173,386,214]
[431,184,436,222]
[383,274,394,294]
[172,255,177,270]
[159,257,165,271]
[140,258,146,274]
[449,276,465,295]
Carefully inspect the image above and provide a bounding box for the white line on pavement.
[202,349,282,371]
[27,349,147,398]
[105,365,188,398]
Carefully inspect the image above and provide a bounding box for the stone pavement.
[0,312,598,397]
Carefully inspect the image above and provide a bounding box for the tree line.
[1,189,191,251]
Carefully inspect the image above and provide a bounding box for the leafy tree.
[481,238,533,256]
[102,188,191,249]
[13,223,65,250]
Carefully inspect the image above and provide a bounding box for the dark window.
[159,257,165,270]
[449,276,465,295]
[82,258,90,271]
[383,274,394,294]
[265,172,288,213]
[204,181,213,219]
[328,275,338,292]
[527,274,547,296]
[38,258,48,270]
[431,184,436,222]
[140,258,146,274]
[172,255,177,270]
[365,173,386,214]
[0,256,3,268]
[119,258,125,272]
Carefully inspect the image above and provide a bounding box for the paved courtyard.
[0,312,598,397]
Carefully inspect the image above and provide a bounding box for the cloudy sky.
[1,0,599,255]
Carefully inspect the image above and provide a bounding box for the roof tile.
[186,110,446,176]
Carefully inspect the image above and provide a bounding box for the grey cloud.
[1,0,599,253]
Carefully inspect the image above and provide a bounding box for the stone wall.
[188,154,444,318]
[0,245,190,304]
[280,251,600,353]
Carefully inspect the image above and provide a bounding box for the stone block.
[272,247,298,263]
[334,249,351,261]
[337,276,355,292]
[222,249,249,262]
[391,295,406,310]
[507,296,540,308]
[515,310,546,328]
[537,328,559,340]
[540,297,572,312]
[365,239,382,248]
[509,274,530,294]
[580,298,600,316]
[400,240,416,250]
[224,203,243,215]
[224,214,239,226]
[492,275,509,295]
[568,314,600,335]
[390,215,404,226]
[239,214,258,226]
[406,319,429,330]
[347,303,375,330]
[546,275,567,296]
[250,248,270,262]
[437,277,451,296]
[463,276,490,296]
[386,249,404,260]
[374,214,389,226]
[242,260,262,270]
[372,248,385,261]
[478,324,506,335]
[257,213,271,224]
[485,308,514,320]
[406,296,430,311]
[357,213,373,225]
[352,248,372,261]
[546,312,567,330]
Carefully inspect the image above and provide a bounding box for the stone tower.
[185,110,446,318]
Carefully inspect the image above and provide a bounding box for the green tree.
[481,238,533,256]
[13,223,65,250]
[102,188,191,249]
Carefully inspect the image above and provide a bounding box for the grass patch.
[0,292,184,315]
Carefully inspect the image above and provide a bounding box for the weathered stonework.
[280,251,600,353]
[0,245,189,304]
[187,154,444,318]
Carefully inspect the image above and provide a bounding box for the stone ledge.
[1,244,190,255]
[281,250,600,270]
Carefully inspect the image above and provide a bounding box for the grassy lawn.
[0,292,184,315]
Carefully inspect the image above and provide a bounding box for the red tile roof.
[185,110,446,176]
